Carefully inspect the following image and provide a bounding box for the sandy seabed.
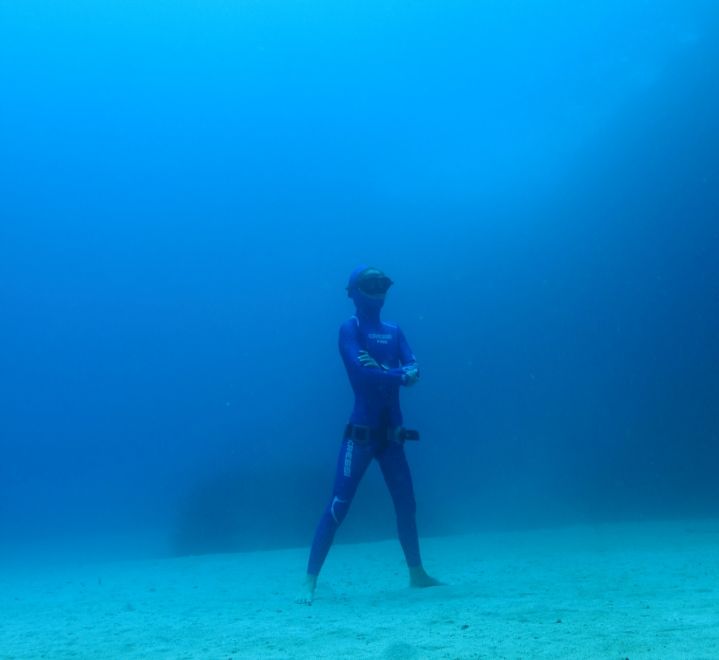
[2,519,718,659]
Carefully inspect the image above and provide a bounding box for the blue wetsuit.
[307,280,422,576]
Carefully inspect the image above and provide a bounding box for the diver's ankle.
[295,573,318,605]
[409,565,442,588]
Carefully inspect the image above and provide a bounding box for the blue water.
[1,0,718,560]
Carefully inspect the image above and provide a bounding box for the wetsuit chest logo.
[368,332,392,345]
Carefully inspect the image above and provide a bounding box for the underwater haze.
[1,0,718,562]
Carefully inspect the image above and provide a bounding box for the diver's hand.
[402,364,420,387]
[358,350,381,369]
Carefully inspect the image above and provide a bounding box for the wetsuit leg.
[377,441,421,568]
[307,438,374,576]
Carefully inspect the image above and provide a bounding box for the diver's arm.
[339,322,405,386]
[398,327,421,385]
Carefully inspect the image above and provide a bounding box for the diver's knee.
[328,495,350,525]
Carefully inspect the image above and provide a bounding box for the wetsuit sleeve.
[339,322,405,386]
[397,327,421,385]
[398,326,420,380]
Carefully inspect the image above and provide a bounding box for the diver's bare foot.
[295,574,317,605]
[409,565,443,588]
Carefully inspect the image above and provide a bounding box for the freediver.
[296,266,441,605]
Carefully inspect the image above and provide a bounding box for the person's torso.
[362,321,400,369]
[346,317,403,428]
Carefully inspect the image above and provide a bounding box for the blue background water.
[1,0,717,559]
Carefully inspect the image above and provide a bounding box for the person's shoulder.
[381,320,401,332]
[339,316,360,332]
